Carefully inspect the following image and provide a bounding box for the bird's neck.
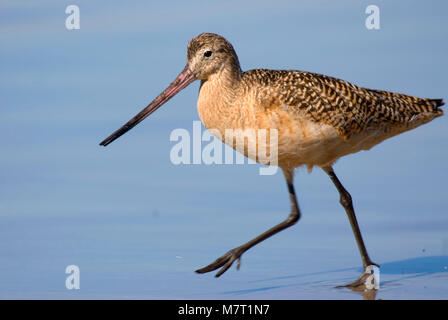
[211,57,242,89]
[197,61,243,132]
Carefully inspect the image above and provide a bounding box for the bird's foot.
[337,263,380,291]
[195,247,244,277]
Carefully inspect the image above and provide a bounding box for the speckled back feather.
[241,69,444,139]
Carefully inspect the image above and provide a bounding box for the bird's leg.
[323,166,379,289]
[195,168,301,277]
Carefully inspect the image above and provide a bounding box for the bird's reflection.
[224,256,448,299]
[362,289,378,300]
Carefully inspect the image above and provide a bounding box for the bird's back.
[236,69,444,168]
[242,69,444,139]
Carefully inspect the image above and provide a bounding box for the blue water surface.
[0,0,447,299]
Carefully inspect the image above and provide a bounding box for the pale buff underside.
[197,73,438,171]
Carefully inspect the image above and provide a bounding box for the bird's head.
[99,32,239,147]
[186,33,241,81]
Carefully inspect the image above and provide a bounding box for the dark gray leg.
[323,166,377,268]
[323,166,379,289]
[196,168,301,277]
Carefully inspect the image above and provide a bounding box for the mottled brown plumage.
[100,32,444,287]
[241,69,444,138]
[192,33,444,170]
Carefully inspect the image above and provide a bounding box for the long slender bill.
[100,66,196,146]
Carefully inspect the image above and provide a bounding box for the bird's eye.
[204,50,212,57]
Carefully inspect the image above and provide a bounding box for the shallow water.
[0,0,447,299]
[0,204,447,299]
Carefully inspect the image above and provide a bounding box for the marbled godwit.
[100,33,444,287]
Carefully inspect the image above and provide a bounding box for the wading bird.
[100,33,444,288]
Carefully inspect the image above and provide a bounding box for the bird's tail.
[428,98,445,117]
[368,88,444,118]
[405,97,444,128]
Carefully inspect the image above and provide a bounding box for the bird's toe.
[195,248,243,277]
